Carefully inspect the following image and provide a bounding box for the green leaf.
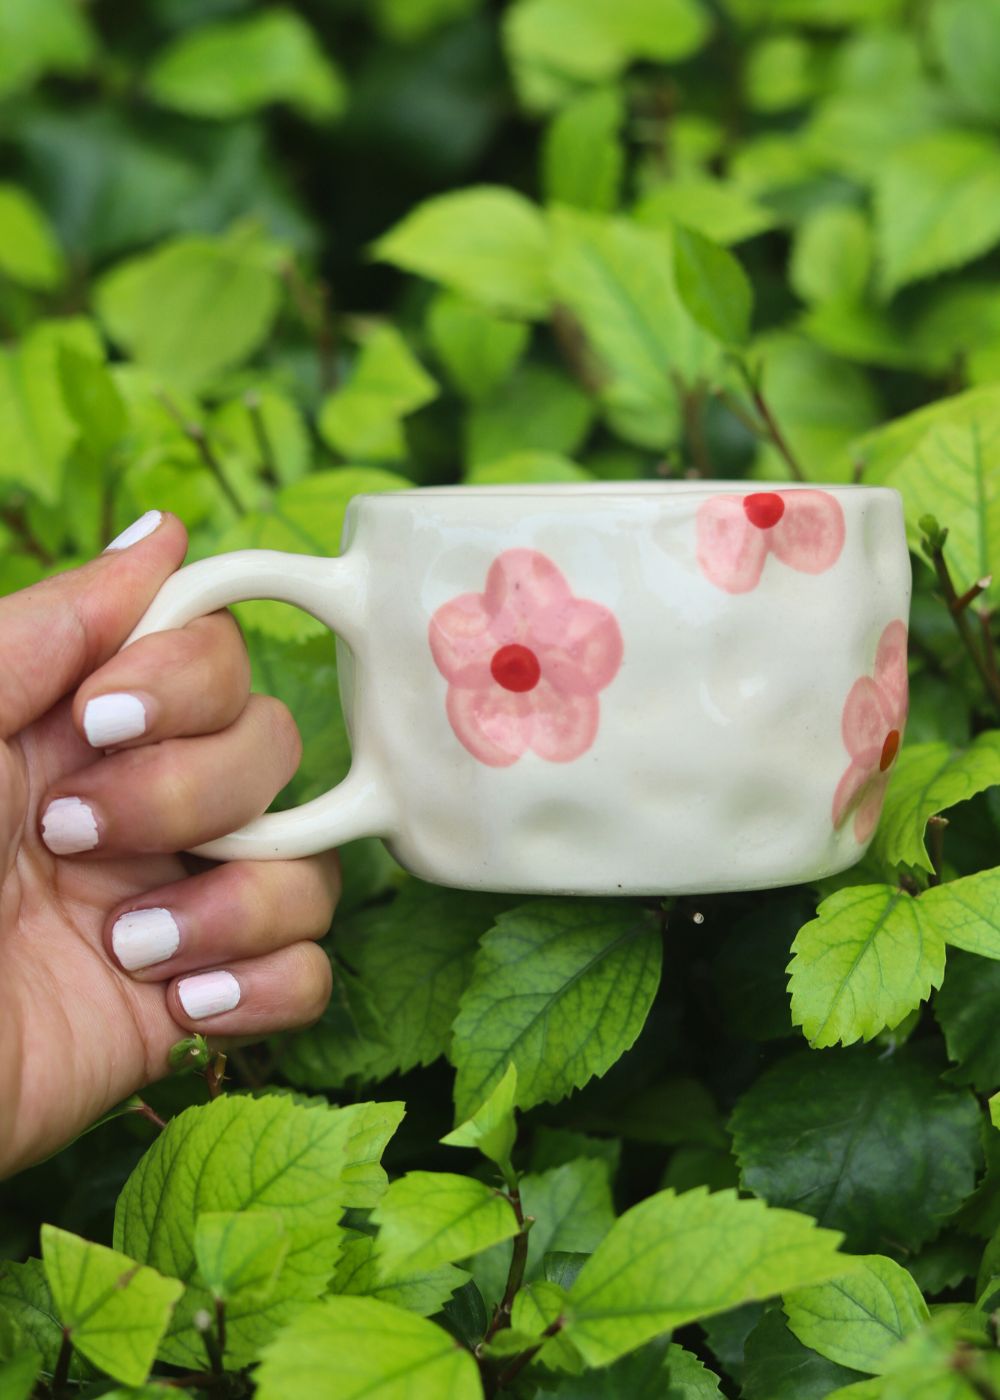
[565,1187,855,1367]
[673,225,753,345]
[374,0,482,42]
[935,950,1000,1093]
[277,961,392,1090]
[0,0,95,99]
[336,881,511,1076]
[58,345,128,463]
[929,0,1000,123]
[549,207,721,447]
[441,1063,518,1175]
[193,1211,289,1304]
[318,326,437,462]
[465,451,592,484]
[329,1233,465,1317]
[0,1261,68,1373]
[255,1296,482,1399]
[542,87,624,212]
[505,0,711,113]
[466,364,594,466]
[147,9,344,122]
[450,899,662,1119]
[41,1225,182,1386]
[787,884,945,1049]
[539,1338,725,1397]
[872,734,1000,872]
[0,319,96,504]
[95,228,285,394]
[887,406,1000,606]
[425,292,529,403]
[0,1352,42,1400]
[745,32,818,112]
[784,1255,928,1375]
[114,1095,403,1367]
[371,1173,519,1275]
[373,187,551,319]
[875,132,1000,298]
[730,1047,982,1252]
[742,1307,867,1400]
[529,1127,621,1177]
[217,466,412,640]
[791,206,872,307]
[635,176,777,246]
[471,1157,616,1309]
[0,185,64,290]
[921,867,1000,958]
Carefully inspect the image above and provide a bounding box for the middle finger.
[39,694,301,857]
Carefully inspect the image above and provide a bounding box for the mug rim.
[356,480,899,502]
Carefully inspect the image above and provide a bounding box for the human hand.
[0,512,337,1177]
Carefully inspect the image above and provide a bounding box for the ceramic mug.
[127,482,911,895]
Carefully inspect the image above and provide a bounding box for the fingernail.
[83,693,147,748]
[112,907,180,971]
[104,510,163,552]
[41,797,99,855]
[178,970,241,1020]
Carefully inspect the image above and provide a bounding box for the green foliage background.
[2,0,1000,1396]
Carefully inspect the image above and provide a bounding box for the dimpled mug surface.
[127,482,912,895]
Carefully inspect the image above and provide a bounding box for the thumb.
[0,511,189,740]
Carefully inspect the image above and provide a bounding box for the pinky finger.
[168,942,332,1037]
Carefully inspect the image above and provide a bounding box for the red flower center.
[880,729,900,772]
[491,643,541,693]
[743,492,785,529]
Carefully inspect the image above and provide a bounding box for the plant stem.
[927,541,1000,714]
[52,1328,73,1396]
[734,359,806,481]
[204,1051,227,1100]
[495,1316,564,1390]
[157,392,245,516]
[215,1297,227,1360]
[0,504,55,566]
[132,1098,167,1132]
[282,260,338,392]
[197,1308,225,1377]
[979,607,999,692]
[484,1189,532,1343]
[244,390,278,483]
[674,373,713,478]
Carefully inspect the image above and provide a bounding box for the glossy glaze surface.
[126,483,912,894]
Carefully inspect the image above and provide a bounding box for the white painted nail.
[41,797,99,855]
[83,693,147,748]
[178,971,241,1020]
[112,907,180,971]
[104,510,163,552]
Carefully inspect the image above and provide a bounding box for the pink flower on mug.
[429,549,623,767]
[697,489,846,594]
[832,619,909,844]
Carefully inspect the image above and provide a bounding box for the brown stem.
[157,392,244,516]
[282,260,338,392]
[484,1191,532,1343]
[215,1297,227,1360]
[132,1099,167,1132]
[551,304,606,395]
[955,576,993,612]
[52,1328,73,1396]
[244,390,278,483]
[204,1051,227,1100]
[732,359,805,481]
[675,374,713,478]
[929,544,1000,713]
[979,608,999,691]
[495,1316,565,1390]
[0,505,55,566]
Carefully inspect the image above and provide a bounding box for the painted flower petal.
[854,772,890,843]
[873,619,909,726]
[832,760,873,830]
[527,680,600,763]
[484,549,572,621]
[529,598,624,696]
[446,685,532,767]
[841,676,888,759]
[696,495,770,594]
[770,489,846,575]
[428,593,501,686]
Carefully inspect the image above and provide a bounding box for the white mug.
[128,482,911,895]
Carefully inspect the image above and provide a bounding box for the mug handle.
[123,548,392,862]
